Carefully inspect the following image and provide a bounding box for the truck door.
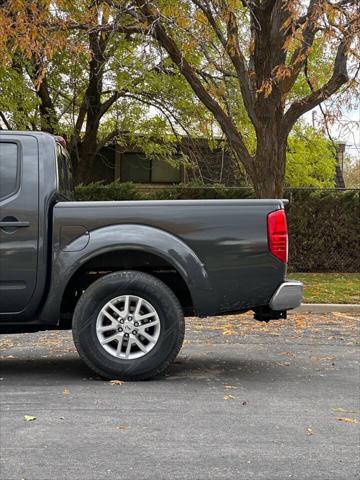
[0,135,39,313]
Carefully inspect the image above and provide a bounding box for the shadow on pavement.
[0,351,295,384]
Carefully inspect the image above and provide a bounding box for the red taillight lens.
[267,209,288,264]
[55,135,67,148]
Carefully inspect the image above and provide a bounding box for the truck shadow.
[0,353,295,384]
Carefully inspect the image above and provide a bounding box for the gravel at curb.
[291,303,360,314]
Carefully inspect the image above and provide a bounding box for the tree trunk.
[248,126,287,198]
[73,139,99,184]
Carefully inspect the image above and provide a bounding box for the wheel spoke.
[137,311,156,321]
[132,336,147,353]
[134,297,143,316]
[125,338,132,358]
[116,334,124,356]
[141,318,160,329]
[107,303,122,318]
[101,332,119,345]
[139,330,156,343]
[102,309,117,323]
[98,324,116,333]
[123,295,130,316]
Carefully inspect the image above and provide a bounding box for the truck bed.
[53,199,286,315]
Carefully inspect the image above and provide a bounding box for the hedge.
[75,182,360,273]
[285,190,359,273]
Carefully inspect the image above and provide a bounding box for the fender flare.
[38,224,215,324]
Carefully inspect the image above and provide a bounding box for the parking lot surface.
[0,312,359,480]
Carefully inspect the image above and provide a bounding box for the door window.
[0,143,19,200]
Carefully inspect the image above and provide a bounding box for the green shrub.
[148,183,255,200]
[75,181,140,201]
[285,190,359,273]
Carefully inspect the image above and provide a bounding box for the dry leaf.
[24,415,36,422]
[115,424,129,430]
[311,355,336,362]
[63,388,70,395]
[224,395,235,400]
[110,380,124,385]
[306,427,315,435]
[222,327,236,336]
[332,407,359,414]
[336,417,359,424]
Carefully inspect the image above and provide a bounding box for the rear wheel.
[72,271,185,380]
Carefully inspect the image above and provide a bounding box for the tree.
[286,124,336,187]
[120,0,360,197]
[1,0,358,191]
[0,1,194,182]
[343,155,360,187]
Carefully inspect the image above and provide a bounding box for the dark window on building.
[152,158,181,183]
[0,142,19,200]
[120,153,181,184]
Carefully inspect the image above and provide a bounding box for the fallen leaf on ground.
[306,427,315,436]
[110,380,124,385]
[224,395,235,400]
[63,388,70,395]
[280,352,296,357]
[24,415,36,422]
[222,327,236,336]
[332,407,360,414]
[311,355,336,362]
[336,417,359,424]
[115,425,129,430]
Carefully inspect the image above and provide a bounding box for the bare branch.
[100,90,124,116]
[0,112,12,130]
[282,39,349,134]
[279,0,321,95]
[225,10,258,126]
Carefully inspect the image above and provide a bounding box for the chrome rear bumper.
[269,281,303,311]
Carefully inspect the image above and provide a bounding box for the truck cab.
[0,132,72,320]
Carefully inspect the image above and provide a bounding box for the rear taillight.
[267,209,288,264]
[55,135,67,148]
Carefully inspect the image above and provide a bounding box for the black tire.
[72,271,185,381]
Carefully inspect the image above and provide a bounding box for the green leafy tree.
[286,125,336,187]
[1,0,357,191]
[0,1,189,182]
[121,0,359,197]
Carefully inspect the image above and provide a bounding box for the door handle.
[0,217,30,233]
[0,221,30,227]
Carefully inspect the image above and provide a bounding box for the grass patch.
[288,273,360,304]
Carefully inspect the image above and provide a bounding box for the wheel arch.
[38,224,215,325]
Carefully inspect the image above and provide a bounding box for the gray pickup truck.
[0,131,302,379]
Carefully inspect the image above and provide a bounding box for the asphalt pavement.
[0,312,359,480]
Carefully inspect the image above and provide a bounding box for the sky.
[305,106,360,161]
